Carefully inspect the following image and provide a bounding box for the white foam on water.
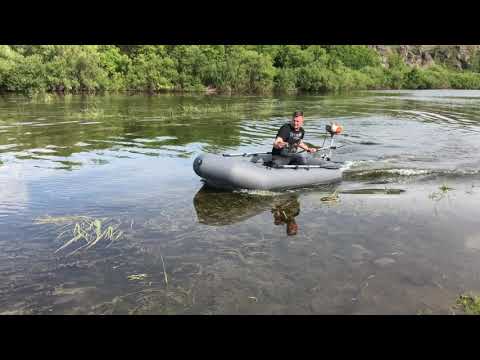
[235,189,281,196]
[28,148,58,154]
[353,167,480,178]
[448,168,480,176]
[350,168,433,178]
[385,168,432,176]
[341,159,375,170]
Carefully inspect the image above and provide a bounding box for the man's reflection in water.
[271,197,300,236]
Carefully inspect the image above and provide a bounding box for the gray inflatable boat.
[193,153,343,191]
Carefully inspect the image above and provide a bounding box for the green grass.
[456,294,480,315]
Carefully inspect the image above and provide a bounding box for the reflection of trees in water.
[3,94,335,158]
[5,92,432,163]
[0,95,256,161]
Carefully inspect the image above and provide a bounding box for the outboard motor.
[326,123,343,136]
[319,122,343,161]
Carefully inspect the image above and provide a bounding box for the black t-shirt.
[271,123,305,156]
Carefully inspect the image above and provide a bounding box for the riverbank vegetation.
[2,45,480,95]
[456,294,480,315]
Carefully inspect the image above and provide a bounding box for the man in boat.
[271,111,317,167]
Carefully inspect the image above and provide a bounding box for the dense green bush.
[273,45,314,68]
[471,51,480,73]
[448,71,480,89]
[0,45,479,94]
[126,52,177,92]
[234,49,275,93]
[405,66,450,89]
[3,54,47,93]
[325,45,382,70]
[360,66,388,89]
[274,67,297,92]
[297,63,336,92]
[200,46,275,93]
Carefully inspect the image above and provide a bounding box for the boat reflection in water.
[193,185,301,235]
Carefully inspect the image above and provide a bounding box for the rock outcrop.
[369,45,480,70]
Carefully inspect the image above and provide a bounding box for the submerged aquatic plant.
[177,104,222,114]
[66,104,106,120]
[456,293,480,315]
[35,215,124,255]
[24,92,55,104]
[80,106,105,119]
[170,103,244,116]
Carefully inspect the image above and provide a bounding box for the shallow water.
[1,90,480,314]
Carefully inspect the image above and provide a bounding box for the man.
[271,111,316,167]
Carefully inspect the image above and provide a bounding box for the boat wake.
[344,166,480,181]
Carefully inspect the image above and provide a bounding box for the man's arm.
[273,136,287,149]
[298,140,317,153]
[273,126,291,149]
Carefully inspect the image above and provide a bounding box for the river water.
[1,90,480,314]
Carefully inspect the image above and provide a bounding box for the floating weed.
[456,293,480,315]
[128,274,149,281]
[440,183,454,193]
[429,183,455,201]
[320,189,340,203]
[35,215,125,255]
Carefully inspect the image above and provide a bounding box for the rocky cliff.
[369,45,480,70]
